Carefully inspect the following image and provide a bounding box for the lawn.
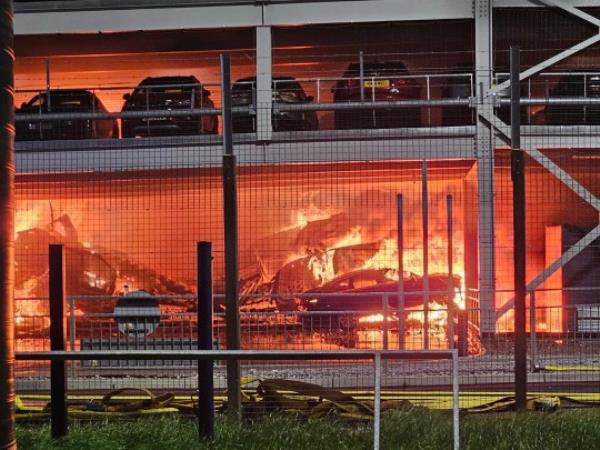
[16,408,600,450]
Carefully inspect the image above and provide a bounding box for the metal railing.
[15,348,461,450]
[273,73,474,105]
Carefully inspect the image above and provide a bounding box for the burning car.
[14,212,195,334]
[301,268,461,312]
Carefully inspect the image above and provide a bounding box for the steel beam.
[14,0,474,34]
[256,26,272,142]
[535,0,600,28]
[475,0,496,332]
[488,34,600,97]
[15,136,477,173]
[487,0,600,97]
[523,144,600,211]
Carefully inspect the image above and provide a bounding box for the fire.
[358,313,394,323]
[15,208,41,238]
[308,227,363,284]
[362,238,398,274]
[362,237,464,279]
[453,287,465,309]
[285,205,331,231]
[407,302,449,336]
[362,238,466,307]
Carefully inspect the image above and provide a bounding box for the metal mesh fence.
[12,8,600,442]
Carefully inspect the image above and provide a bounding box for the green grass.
[16,408,600,450]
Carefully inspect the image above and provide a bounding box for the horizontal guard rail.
[15,96,600,122]
[274,98,470,112]
[497,97,600,105]
[14,106,247,122]
[15,349,457,361]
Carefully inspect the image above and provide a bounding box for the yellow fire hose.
[15,380,600,422]
[541,365,600,372]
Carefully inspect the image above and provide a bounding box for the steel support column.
[475,0,496,333]
[49,244,67,438]
[0,0,15,448]
[221,54,242,416]
[256,26,272,142]
[511,47,527,410]
[197,241,214,440]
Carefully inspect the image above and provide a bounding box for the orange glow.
[542,225,563,331]
[308,227,362,284]
[285,205,331,231]
[15,207,41,238]
[358,313,393,324]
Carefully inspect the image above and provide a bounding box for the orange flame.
[358,313,394,323]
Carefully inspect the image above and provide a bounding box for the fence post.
[68,297,76,378]
[447,194,455,349]
[49,244,67,438]
[511,45,527,410]
[452,349,460,450]
[382,294,389,350]
[457,310,468,357]
[359,51,365,102]
[221,53,242,416]
[422,160,430,350]
[397,194,405,350]
[529,290,537,372]
[373,352,381,450]
[197,242,214,439]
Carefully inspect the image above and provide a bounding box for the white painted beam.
[535,0,600,27]
[14,0,475,35]
[14,5,263,34]
[488,34,600,97]
[475,0,497,332]
[256,26,273,142]
[15,137,476,173]
[262,0,473,27]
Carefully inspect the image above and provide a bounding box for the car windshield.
[274,81,306,101]
[28,92,92,107]
[133,79,201,95]
[233,79,306,97]
[232,80,255,93]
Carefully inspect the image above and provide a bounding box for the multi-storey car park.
[10,0,600,416]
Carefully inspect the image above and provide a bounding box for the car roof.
[34,89,96,97]
[344,61,409,75]
[234,76,297,84]
[138,76,200,86]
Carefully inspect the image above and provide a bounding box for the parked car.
[301,268,460,312]
[16,89,118,141]
[121,76,218,137]
[545,71,600,125]
[231,76,318,132]
[332,61,422,129]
